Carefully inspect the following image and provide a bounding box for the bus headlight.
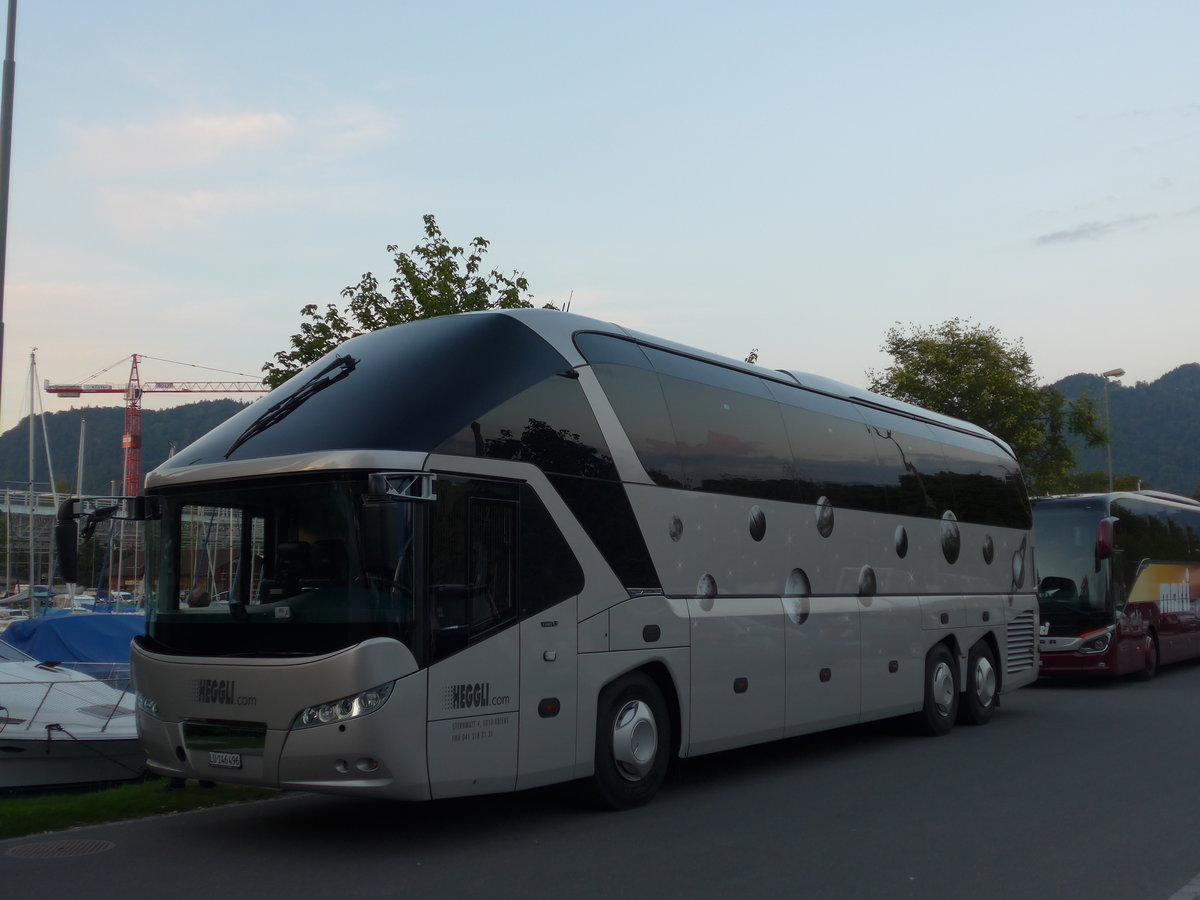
[292,682,395,730]
[136,692,161,718]
[1078,630,1114,654]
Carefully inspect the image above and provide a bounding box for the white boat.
[0,640,146,790]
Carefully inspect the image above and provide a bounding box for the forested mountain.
[0,400,248,495]
[1054,364,1200,496]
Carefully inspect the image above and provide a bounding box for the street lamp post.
[1102,367,1125,491]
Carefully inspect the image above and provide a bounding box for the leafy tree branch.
[263,214,554,388]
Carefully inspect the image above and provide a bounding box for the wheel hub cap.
[974,656,996,708]
[612,699,658,782]
[932,661,955,716]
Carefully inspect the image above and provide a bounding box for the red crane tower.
[45,353,269,495]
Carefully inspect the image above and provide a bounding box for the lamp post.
[1102,367,1125,491]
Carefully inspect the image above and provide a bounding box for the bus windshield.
[1033,502,1115,636]
[143,477,419,659]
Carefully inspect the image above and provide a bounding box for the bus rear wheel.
[589,671,671,810]
[957,642,998,726]
[914,643,959,736]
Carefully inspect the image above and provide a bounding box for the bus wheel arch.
[588,667,675,810]
[958,636,1000,726]
[914,640,959,736]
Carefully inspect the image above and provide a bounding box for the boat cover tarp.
[3,613,144,666]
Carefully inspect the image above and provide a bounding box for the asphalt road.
[6,661,1200,899]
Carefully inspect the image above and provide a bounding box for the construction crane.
[45,353,269,496]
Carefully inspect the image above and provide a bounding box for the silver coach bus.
[61,309,1038,808]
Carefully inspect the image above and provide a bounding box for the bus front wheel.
[589,672,671,810]
[958,642,997,726]
[1136,632,1159,681]
[915,643,959,736]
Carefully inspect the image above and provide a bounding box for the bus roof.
[494,309,1011,454]
[1032,490,1200,510]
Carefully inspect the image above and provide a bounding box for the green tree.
[263,214,551,388]
[866,319,1108,495]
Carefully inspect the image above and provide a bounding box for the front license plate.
[209,751,242,769]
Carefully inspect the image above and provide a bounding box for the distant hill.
[0,400,248,495]
[1054,363,1200,496]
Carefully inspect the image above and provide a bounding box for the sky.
[0,1,1196,437]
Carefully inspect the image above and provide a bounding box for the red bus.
[1035,491,1200,678]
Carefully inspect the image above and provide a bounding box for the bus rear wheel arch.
[589,670,672,810]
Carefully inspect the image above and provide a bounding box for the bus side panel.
[426,627,520,799]
[784,594,861,737]
[1128,563,1200,666]
[687,596,785,755]
[859,594,925,719]
[608,595,690,650]
[517,597,579,791]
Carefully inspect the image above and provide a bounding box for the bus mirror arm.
[366,472,436,502]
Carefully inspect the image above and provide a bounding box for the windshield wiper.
[225,355,358,458]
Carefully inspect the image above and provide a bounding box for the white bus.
[59,309,1038,808]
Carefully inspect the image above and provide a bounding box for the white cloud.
[63,104,401,180]
[96,186,246,236]
[67,112,295,177]
[56,104,403,235]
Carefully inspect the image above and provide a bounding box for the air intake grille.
[1006,609,1037,673]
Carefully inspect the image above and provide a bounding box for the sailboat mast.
[69,416,85,598]
[26,346,33,617]
[34,358,57,590]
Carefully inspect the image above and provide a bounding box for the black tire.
[588,671,671,810]
[914,643,959,736]
[957,642,998,726]
[1135,632,1159,681]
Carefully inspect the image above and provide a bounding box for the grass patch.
[0,778,282,840]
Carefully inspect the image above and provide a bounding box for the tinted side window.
[437,373,618,481]
[654,372,796,499]
[767,381,889,513]
[575,333,685,487]
[519,484,584,616]
[547,474,661,591]
[857,408,950,519]
[589,363,685,487]
[641,347,775,398]
[938,430,1031,528]
[1115,500,1200,566]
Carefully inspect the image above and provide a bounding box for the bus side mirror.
[1096,516,1118,571]
[55,499,80,583]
